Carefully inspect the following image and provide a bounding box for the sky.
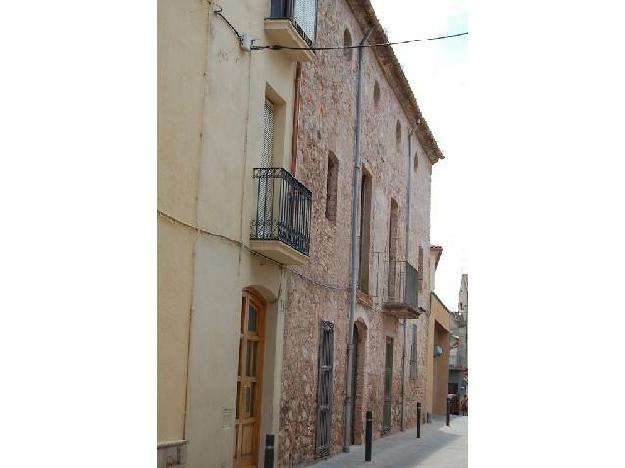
[371,0,469,311]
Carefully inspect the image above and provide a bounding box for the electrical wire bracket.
[240,33,252,52]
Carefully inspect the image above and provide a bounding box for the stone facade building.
[276,1,444,465]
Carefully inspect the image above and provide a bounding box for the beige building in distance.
[425,245,452,417]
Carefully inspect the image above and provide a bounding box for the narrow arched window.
[373,81,380,106]
[343,28,352,61]
[325,151,339,222]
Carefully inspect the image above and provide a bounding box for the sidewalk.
[309,416,467,468]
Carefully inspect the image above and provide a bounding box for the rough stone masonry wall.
[278,0,433,466]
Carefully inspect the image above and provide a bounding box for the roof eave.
[345,0,445,165]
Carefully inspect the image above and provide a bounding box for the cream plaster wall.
[158,0,206,224]
[185,235,286,468]
[171,1,300,467]
[158,0,209,444]
[158,217,196,442]
[196,3,296,243]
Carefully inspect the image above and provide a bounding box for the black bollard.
[264,433,274,468]
[365,410,372,462]
[446,398,450,427]
[416,403,421,438]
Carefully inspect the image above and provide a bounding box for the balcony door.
[234,290,265,468]
[258,98,275,238]
[387,199,399,300]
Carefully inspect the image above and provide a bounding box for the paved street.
[311,416,467,468]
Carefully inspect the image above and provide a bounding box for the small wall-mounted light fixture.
[433,344,443,358]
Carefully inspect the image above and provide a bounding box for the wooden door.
[234,290,265,468]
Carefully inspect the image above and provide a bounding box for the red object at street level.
[447,394,460,415]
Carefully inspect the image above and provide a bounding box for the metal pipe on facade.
[400,129,415,431]
[290,62,302,174]
[344,27,373,453]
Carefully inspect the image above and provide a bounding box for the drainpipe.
[400,129,415,431]
[344,27,373,453]
[290,63,302,174]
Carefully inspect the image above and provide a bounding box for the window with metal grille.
[257,99,275,238]
[315,320,334,459]
[409,324,418,379]
[293,0,317,43]
[261,99,274,167]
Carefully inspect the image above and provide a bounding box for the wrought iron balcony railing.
[448,353,460,368]
[251,167,312,259]
[269,0,317,47]
[382,260,419,318]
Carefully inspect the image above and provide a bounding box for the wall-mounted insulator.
[240,33,252,52]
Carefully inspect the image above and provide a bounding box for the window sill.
[356,289,374,309]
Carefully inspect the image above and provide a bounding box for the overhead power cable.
[157,209,350,292]
[214,4,242,41]
[251,31,468,51]
[212,5,467,51]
